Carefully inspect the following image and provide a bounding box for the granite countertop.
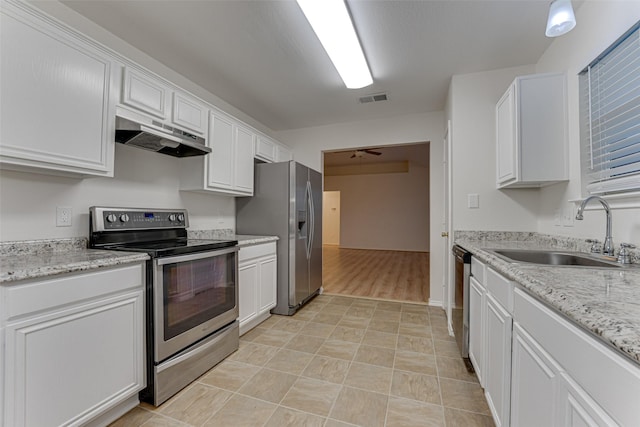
[234,235,279,247]
[0,232,278,284]
[0,238,149,284]
[187,229,278,247]
[455,232,640,366]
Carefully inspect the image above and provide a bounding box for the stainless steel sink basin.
[486,249,622,268]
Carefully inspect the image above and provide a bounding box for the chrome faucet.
[575,196,614,256]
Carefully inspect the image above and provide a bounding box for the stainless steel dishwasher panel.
[452,244,474,372]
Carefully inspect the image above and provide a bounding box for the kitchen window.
[579,22,640,196]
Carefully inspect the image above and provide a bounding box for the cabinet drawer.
[514,287,640,426]
[486,267,513,313]
[471,257,486,284]
[239,242,277,262]
[3,264,144,320]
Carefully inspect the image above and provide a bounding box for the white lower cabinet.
[468,276,486,385]
[1,263,146,427]
[238,242,277,335]
[512,286,640,427]
[485,293,513,427]
[510,322,561,427]
[468,257,640,427]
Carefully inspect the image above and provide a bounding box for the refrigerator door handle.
[308,180,315,259]
[306,180,314,260]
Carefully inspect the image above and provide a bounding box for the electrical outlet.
[56,207,72,227]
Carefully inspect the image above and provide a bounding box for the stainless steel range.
[89,207,239,406]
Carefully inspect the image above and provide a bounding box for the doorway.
[321,143,430,304]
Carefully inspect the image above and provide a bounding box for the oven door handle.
[156,246,238,265]
[156,321,237,373]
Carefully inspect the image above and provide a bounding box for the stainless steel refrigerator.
[236,160,322,315]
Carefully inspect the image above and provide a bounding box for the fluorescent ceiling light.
[545,0,576,37]
[297,0,373,89]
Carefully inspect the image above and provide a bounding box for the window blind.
[579,22,640,195]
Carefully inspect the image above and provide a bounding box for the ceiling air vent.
[358,93,388,104]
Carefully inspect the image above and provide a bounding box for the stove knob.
[106,214,117,223]
[120,213,130,223]
[177,213,185,222]
[168,214,177,222]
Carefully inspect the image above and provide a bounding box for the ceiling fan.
[351,149,382,158]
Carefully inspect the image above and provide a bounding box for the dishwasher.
[452,244,474,372]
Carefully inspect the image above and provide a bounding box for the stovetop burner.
[103,238,237,257]
[89,207,237,257]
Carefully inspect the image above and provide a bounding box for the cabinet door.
[469,276,485,386]
[122,68,169,119]
[238,261,258,325]
[3,291,144,427]
[234,125,255,194]
[172,92,207,135]
[276,144,293,162]
[496,85,516,186]
[258,256,277,312]
[485,293,513,427]
[557,373,618,427]
[255,136,276,162]
[207,111,235,190]
[1,4,115,177]
[511,322,561,427]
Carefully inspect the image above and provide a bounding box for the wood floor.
[322,246,430,303]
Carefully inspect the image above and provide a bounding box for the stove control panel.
[90,207,189,231]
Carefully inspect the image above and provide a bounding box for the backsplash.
[187,229,235,240]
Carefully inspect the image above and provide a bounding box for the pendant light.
[545,0,576,37]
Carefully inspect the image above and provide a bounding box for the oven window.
[162,252,236,340]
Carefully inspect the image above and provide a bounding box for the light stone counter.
[187,229,278,247]
[0,238,148,284]
[455,231,640,365]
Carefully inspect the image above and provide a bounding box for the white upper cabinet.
[0,1,116,177]
[234,124,256,193]
[180,109,254,196]
[276,144,293,162]
[496,72,568,189]
[121,67,208,136]
[172,92,208,135]
[122,68,169,119]
[255,136,276,162]
[255,135,293,163]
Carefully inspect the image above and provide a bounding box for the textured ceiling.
[60,0,555,131]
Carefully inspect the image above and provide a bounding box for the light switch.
[468,193,479,209]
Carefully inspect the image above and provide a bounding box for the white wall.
[276,111,446,305]
[324,162,429,252]
[535,1,640,245]
[448,64,538,232]
[0,145,235,241]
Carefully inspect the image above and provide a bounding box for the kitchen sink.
[485,249,622,268]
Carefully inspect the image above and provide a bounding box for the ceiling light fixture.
[545,0,576,37]
[296,0,373,89]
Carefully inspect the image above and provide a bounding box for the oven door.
[154,246,238,362]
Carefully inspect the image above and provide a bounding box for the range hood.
[114,109,211,158]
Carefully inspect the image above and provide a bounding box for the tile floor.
[111,294,494,427]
